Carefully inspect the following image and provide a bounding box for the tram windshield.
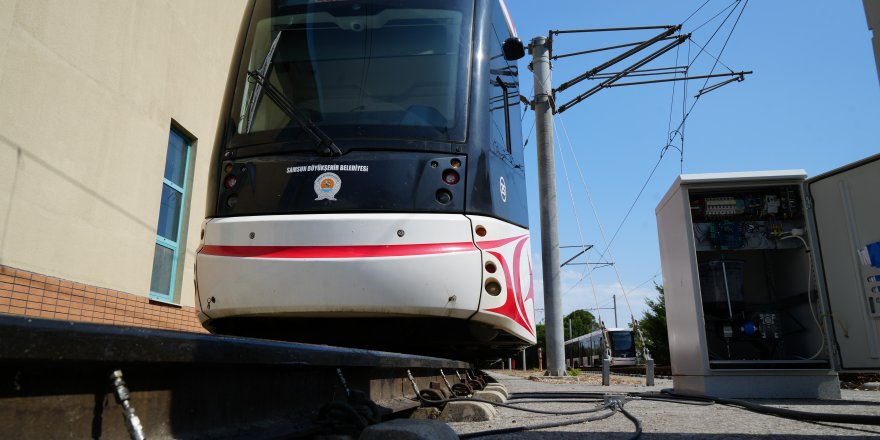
[231,0,474,146]
[609,331,635,357]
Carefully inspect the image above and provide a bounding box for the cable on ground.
[659,389,880,426]
[458,406,617,439]
[616,403,644,440]
[419,395,610,416]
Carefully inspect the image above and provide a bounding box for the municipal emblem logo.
[314,172,342,201]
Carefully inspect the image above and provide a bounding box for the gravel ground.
[446,370,880,439]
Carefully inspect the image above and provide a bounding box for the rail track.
[580,364,672,377]
[0,315,474,439]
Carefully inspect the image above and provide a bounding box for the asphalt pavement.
[446,370,880,439]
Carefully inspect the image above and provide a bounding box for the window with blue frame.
[150,127,192,302]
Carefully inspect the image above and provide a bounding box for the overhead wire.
[680,0,712,25]
[630,270,661,292]
[553,117,606,328]
[557,114,650,357]
[592,145,672,264]
[594,0,750,261]
[695,0,749,95]
[665,44,683,151]
[521,81,536,148]
[690,0,739,34]
[686,36,737,74]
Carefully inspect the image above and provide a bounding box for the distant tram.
[195,0,535,358]
[565,328,638,368]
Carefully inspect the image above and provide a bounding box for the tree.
[522,322,546,370]
[563,309,597,340]
[524,309,595,370]
[638,284,670,365]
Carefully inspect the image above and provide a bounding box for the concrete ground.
[446,370,880,439]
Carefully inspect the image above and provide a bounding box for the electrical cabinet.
[656,154,880,399]
[807,154,880,369]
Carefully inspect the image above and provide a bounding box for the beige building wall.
[0,0,248,309]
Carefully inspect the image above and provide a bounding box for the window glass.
[150,126,192,302]
[164,130,188,186]
[231,0,473,143]
[488,2,521,158]
[157,184,182,242]
[611,332,632,350]
[150,244,174,296]
[610,331,636,357]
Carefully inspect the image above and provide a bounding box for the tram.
[565,328,639,368]
[195,0,535,358]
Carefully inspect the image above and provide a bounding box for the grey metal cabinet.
[655,154,880,398]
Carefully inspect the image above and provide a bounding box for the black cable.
[665,43,681,150]
[316,401,370,430]
[594,145,670,261]
[617,404,644,440]
[681,0,712,25]
[660,389,880,426]
[697,0,749,94]
[522,118,536,149]
[686,0,741,74]
[509,392,609,399]
[661,0,746,156]
[690,0,738,34]
[687,37,736,74]
[716,396,880,426]
[545,3,749,263]
[507,398,605,404]
[636,396,714,406]
[521,82,533,121]
[458,407,617,439]
[421,396,609,415]
[640,391,714,403]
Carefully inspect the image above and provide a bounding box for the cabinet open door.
[808,153,880,370]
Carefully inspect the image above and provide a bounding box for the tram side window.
[488,3,522,162]
[150,125,194,303]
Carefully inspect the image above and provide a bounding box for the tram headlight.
[442,169,460,185]
[223,174,238,189]
[435,189,452,205]
[485,279,502,296]
[226,194,239,208]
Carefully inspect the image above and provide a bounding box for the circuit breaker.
[656,154,880,399]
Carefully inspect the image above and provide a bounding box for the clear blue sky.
[504,0,880,328]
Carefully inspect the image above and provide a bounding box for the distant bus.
[565,328,638,367]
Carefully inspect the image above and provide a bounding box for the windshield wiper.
[247,70,342,157]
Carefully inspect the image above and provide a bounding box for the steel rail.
[0,315,470,439]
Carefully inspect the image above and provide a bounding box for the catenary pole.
[613,294,618,327]
[531,36,566,376]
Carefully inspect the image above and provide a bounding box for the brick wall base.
[0,264,207,333]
